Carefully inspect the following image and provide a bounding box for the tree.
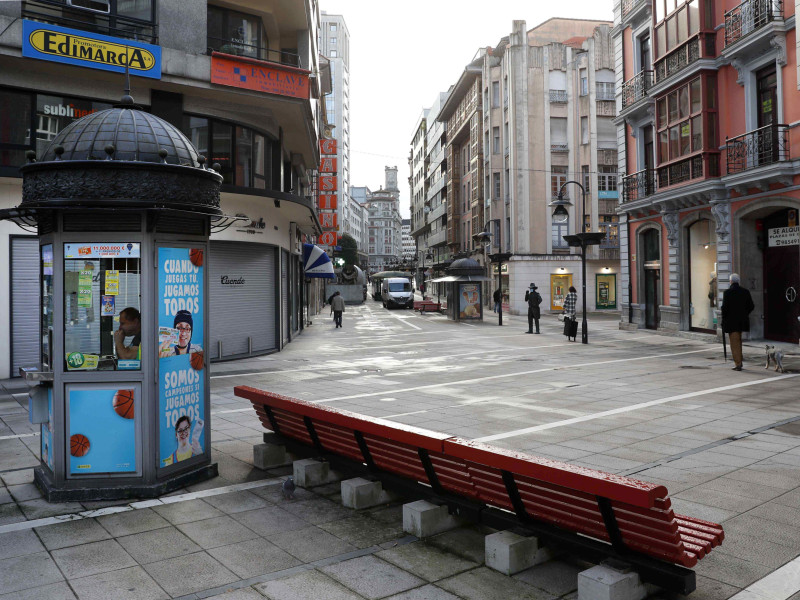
[338,233,359,267]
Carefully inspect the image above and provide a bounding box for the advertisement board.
[459,283,482,320]
[550,273,573,310]
[157,247,206,469]
[596,273,617,309]
[68,387,137,474]
[211,54,309,99]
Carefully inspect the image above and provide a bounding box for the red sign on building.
[319,157,337,173]
[320,212,338,230]
[320,139,337,154]
[319,231,339,246]
[319,194,338,210]
[319,175,337,192]
[211,53,309,99]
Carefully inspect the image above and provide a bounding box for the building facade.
[365,167,402,272]
[480,19,617,315]
[409,109,429,285]
[615,0,799,343]
[0,0,323,377]
[401,219,415,260]
[318,11,351,248]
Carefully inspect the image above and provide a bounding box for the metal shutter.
[11,237,40,375]
[209,242,277,360]
[281,250,289,345]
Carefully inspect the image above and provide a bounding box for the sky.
[319,0,614,217]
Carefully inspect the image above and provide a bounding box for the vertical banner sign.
[317,138,339,248]
[158,248,206,469]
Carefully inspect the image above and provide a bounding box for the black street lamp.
[420,250,433,298]
[475,220,512,326]
[549,181,605,344]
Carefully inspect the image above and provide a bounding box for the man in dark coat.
[524,283,542,334]
[721,273,754,371]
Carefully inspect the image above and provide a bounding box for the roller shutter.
[281,250,289,345]
[209,242,277,360]
[11,237,40,375]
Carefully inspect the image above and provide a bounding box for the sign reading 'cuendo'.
[158,247,206,470]
[22,20,161,79]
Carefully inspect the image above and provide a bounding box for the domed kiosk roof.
[432,256,491,283]
[39,97,201,167]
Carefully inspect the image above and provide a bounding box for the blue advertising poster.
[68,388,136,474]
[158,247,205,469]
[22,20,161,80]
[41,388,54,472]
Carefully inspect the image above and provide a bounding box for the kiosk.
[1,93,231,501]
[431,258,490,321]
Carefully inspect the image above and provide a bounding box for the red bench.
[234,386,723,594]
[415,301,442,313]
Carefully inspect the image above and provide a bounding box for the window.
[581,117,589,144]
[330,50,337,57]
[598,166,618,191]
[493,172,501,199]
[331,37,337,44]
[331,23,337,31]
[492,127,500,153]
[0,89,32,169]
[580,69,589,96]
[551,166,567,199]
[654,0,701,60]
[492,81,500,107]
[208,5,267,60]
[656,77,710,163]
[582,165,590,193]
[552,215,569,249]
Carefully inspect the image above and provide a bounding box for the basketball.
[113,389,135,419]
[70,434,90,457]
[191,350,204,371]
[189,248,203,267]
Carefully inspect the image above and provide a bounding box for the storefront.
[686,219,717,333]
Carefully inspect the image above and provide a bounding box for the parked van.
[381,277,414,309]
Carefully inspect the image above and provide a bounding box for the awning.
[303,243,335,279]
[431,274,492,283]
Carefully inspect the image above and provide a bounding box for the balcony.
[622,0,650,21]
[427,229,447,247]
[654,37,702,84]
[207,37,301,68]
[621,71,653,109]
[725,0,783,47]
[726,124,789,174]
[22,0,157,44]
[657,153,720,188]
[550,90,568,103]
[622,169,657,203]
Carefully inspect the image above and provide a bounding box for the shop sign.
[22,20,161,79]
[234,214,265,235]
[320,175,338,192]
[320,212,338,230]
[211,54,308,99]
[64,243,140,259]
[320,139,337,154]
[158,247,206,470]
[491,263,509,275]
[319,194,337,210]
[768,226,800,247]
[319,231,339,246]
[220,275,246,286]
[598,190,618,199]
[320,157,337,173]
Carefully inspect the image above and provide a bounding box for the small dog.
[765,345,785,373]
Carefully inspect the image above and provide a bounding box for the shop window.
[0,89,33,169]
[235,126,253,187]
[63,243,142,371]
[41,244,54,370]
[207,5,268,60]
[35,94,113,158]
[212,122,233,185]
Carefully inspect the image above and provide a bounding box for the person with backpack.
[524,283,542,334]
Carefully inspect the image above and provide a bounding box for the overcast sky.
[319,1,614,217]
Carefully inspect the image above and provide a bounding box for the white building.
[366,167,402,272]
[401,219,414,260]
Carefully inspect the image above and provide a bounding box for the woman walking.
[563,286,578,342]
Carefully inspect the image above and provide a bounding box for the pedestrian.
[493,288,502,313]
[331,291,346,328]
[721,273,754,371]
[524,283,542,334]
[563,286,578,341]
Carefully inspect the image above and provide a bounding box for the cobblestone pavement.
[1,299,799,599]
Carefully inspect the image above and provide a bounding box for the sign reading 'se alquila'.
[22,20,161,79]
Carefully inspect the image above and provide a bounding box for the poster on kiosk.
[157,247,206,469]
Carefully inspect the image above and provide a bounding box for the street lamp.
[475,220,512,326]
[548,181,605,344]
[420,250,433,298]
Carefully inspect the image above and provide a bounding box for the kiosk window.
[63,243,141,371]
[41,244,54,370]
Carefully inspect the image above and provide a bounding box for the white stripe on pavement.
[0,432,40,441]
[729,555,800,600]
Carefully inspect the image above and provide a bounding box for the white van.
[381,277,414,309]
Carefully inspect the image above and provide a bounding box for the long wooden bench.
[415,301,442,313]
[234,386,723,594]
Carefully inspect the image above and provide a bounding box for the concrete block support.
[578,562,652,600]
[253,443,288,470]
[293,459,341,488]
[341,477,398,509]
[485,531,554,575]
[402,500,463,538]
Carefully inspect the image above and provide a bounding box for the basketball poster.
[157,247,206,469]
[67,387,136,474]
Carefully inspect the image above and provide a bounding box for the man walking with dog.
[721,273,754,371]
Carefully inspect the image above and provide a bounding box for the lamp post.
[548,181,605,344]
[420,250,432,299]
[475,220,511,326]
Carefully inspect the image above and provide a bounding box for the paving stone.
[320,555,426,600]
[177,515,260,549]
[151,498,225,524]
[204,588,268,600]
[269,525,357,563]
[320,513,406,548]
[694,550,774,589]
[437,566,556,600]
[68,566,168,600]
[281,497,353,524]
[116,525,201,564]
[143,551,238,597]
[0,501,25,525]
[377,541,479,582]
[0,528,45,559]
[230,505,309,537]
[0,582,76,600]
[667,498,739,523]
[51,539,136,579]
[513,559,582,596]
[97,508,171,537]
[18,498,84,520]
[426,525,493,565]
[35,517,111,550]
[383,585,461,600]
[201,490,272,514]
[0,551,64,595]
[9,482,41,502]
[255,569,364,600]
[207,537,301,578]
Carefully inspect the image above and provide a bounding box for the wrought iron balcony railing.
[23,0,157,44]
[550,90,568,103]
[208,37,301,68]
[725,0,782,47]
[726,124,789,174]
[657,153,720,188]
[622,0,648,18]
[622,169,657,202]
[621,71,653,109]
[654,37,701,83]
